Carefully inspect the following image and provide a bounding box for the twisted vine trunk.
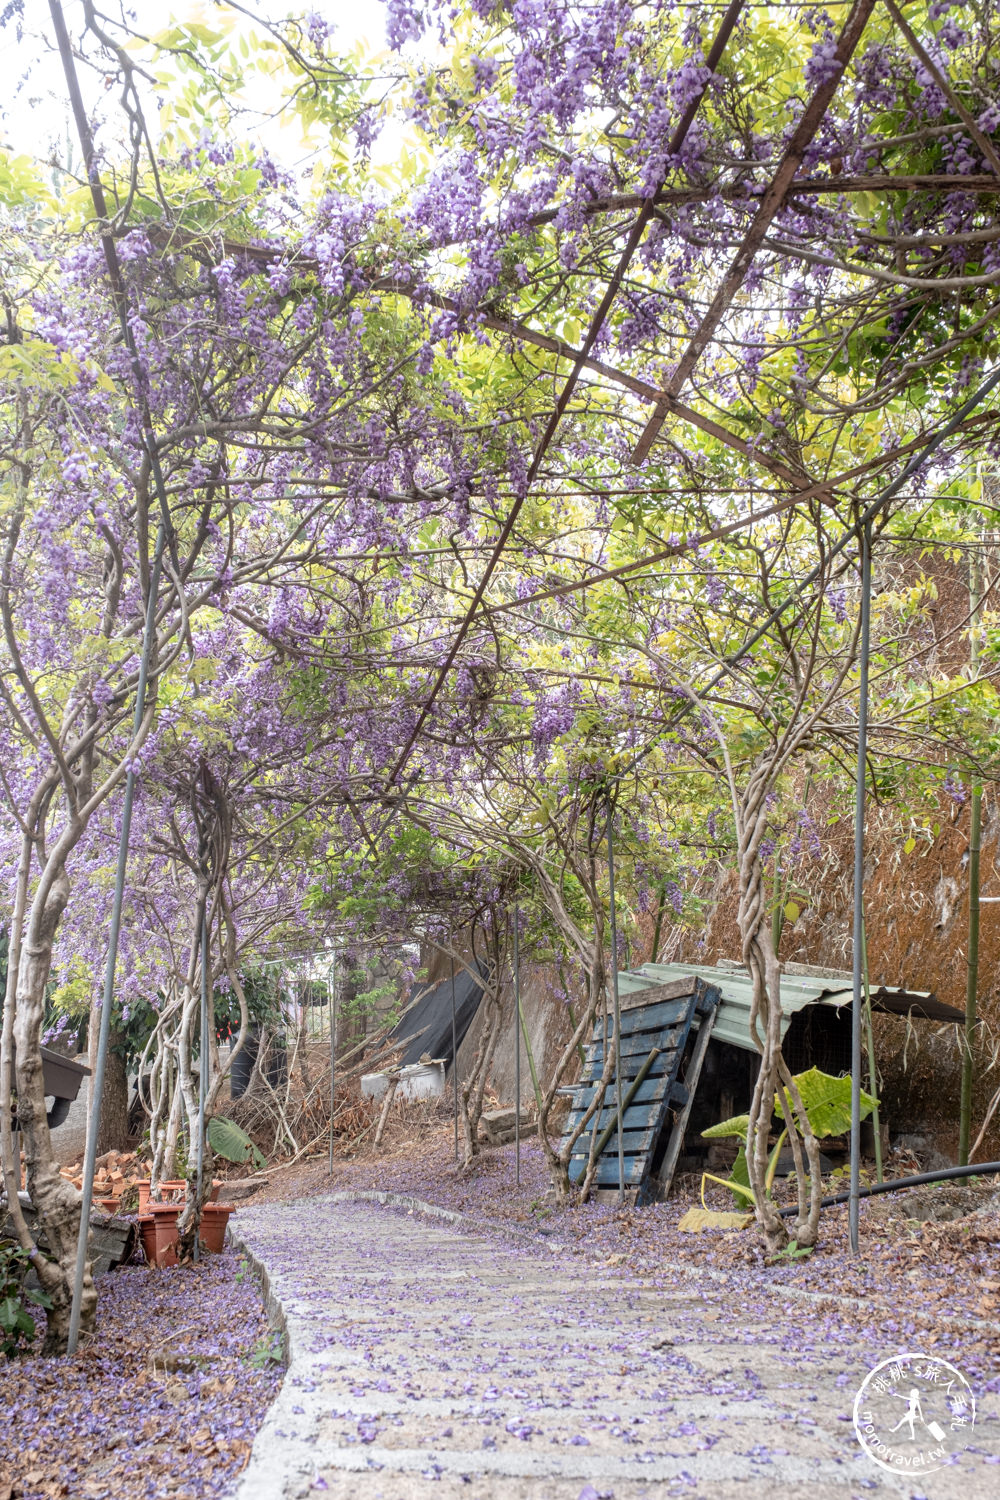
[738,776,823,1254]
[458,984,503,1169]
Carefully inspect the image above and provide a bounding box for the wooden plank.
[619,978,696,1014]
[567,1075,669,1111]
[647,1005,719,1204]
[593,1185,638,1203]
[578,1052,675,1084]
[567,1084,685,1132]
[594,997,692,1037]
[590,1156,647,1186]
[564,1100,662,1135]
[695,981,722,1015]
[584,1034,679,1066]
[560,981,714,1207]
[569,1125,660,1158]
[569,1155,646,1186]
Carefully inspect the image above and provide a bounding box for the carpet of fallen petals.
[269,1116,1000,1393]
[0,1247,283,1500]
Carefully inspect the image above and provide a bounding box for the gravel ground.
[0,1246,284,1500]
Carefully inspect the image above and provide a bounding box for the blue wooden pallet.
[562,977,721,1205]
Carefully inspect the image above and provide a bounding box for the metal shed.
[607,962,965,1179]
[616,961,964,1052]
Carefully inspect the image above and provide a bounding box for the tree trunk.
[14,866,97,1353]
[458,986,503,1168]
[97,1028,131,1154]
[737,790,823,1254]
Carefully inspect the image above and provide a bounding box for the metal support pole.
[328,949,337,1174]
[513,904,521,1187]
[451,955,458,1163]
[960,506,984,1165]
[849,518,872,1255]
[960,778,983,1164]
[193,904,209,1263]
[68,544,166,1350]
[607,799,626,1203]
[51,0,178,1354]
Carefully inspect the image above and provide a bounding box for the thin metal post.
[68,534,165,1351]
[451,955,458,1163]
[859,914,883,1183]
[850,518,872,1255]
[328,949,337,1174]
[960,505,984,1165]
[193,904,209,1262]
[51,0,177,1354]
[513,905,521,1186]
[607,799,626,1203]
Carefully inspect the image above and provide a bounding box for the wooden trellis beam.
[526,175,1000,228]
[882,0,1000,179]
[379,0,749,797]
[631,0,880,464]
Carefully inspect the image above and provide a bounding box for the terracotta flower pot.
[138,1203,181,1268]
[98,1196,120,1215]
[199,1202,235,1254]
[137,1179,222,1212]
[137,1179,187,1213]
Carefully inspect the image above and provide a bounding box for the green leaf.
[731,1142,751,1197]
[0,1296,21,1330]
[777,1067,877,1139]
[208,1114,266,1169]
[773,1239,813,1260]
[904,836,916,854]
[784,900,800,922]
[700,1113,750,1140]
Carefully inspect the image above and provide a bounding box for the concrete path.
[232,1195,999,1500]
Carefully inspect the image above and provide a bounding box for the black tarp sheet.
[390,968,484,1067]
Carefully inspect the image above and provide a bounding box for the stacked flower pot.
[136,1180,235,1267]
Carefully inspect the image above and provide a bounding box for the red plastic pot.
[138,1203,181,1268]
[199,1203,235,1254]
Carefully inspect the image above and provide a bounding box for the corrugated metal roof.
[615,963,958,1053]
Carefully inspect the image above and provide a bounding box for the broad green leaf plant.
[700,1067,878,1209]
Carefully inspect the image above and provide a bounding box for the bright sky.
[2,0,410,172]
